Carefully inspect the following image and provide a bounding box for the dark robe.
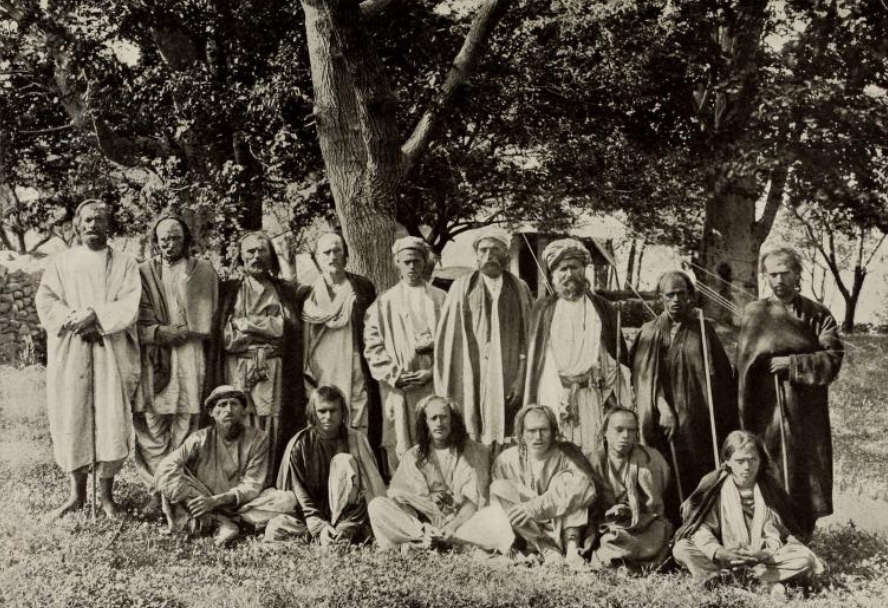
[295,272,383,470]
[206,275,304,477]
[524,290,629,403]
[630,312,738,522]
[735,296,843,535]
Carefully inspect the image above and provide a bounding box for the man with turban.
[134,214,219,512]
[524,238,630,453]
[364,236,447,471]
[435,226,532,451]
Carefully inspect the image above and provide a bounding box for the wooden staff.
[89,342,97,520]
[697,308,720,467]
[615,304,622,405]
[773,375,790,493]
[668,439,685,503]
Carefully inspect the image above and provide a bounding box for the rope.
[696,281,741,316]
[688,260,757,300]
[521,233,554,296]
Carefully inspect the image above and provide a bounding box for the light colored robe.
[35,245,141,474]
[363,281,446,467]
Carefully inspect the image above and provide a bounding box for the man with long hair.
[489,405,596,567]
[36,199,141,519]
[673,430,825,594]
[265,386,385,545]
[586,407,672,570]
[369,395,507,553]
[134,214,218,513]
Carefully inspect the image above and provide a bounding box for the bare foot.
[100,497,124,520]
[50,496,85,520]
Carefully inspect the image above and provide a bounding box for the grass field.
[1,336,887,608]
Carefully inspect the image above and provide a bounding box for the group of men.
[34,199,842,590]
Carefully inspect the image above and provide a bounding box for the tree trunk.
[843,294,858,332]
[302,0,402,289]
[635,240,646,288]
[624,239,637,290]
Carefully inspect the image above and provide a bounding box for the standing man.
[736,247,843,539]
[134,214,218,511]
[208,231,303,481]
[524,238,630,454]
[631,271,737,517]
[364,236,447,471]
[36,199,141,519]
[300,233,381,460]
[435,226,532,450]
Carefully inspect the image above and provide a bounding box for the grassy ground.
[1,337,887,608]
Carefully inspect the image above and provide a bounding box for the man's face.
[475,238,508,278]
[552,257,586,300]
[76,204,110,250]
[396,249,426,286]
[155,220,186,263]
[314,399,344,437]
[523,410,554,456]
[604,411,638,457]
[211,397,246,439]
[241,235,273,277]
[660,276,692,320]
[424,400,453,445]
[316,235,347,276]
[763,256,799,301]
[727,444,762,490]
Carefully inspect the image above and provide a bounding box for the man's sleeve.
[690,505,724,561]
[363,299,402,388]
[789,311,843,386]
[35,259,71,336]
[220,431,269,507]
[95,256,141,335]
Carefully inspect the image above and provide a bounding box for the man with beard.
[364,237,447,471]
[134,215,218,512]
[586,408,672,570]
[630,271,737,519]
[36,199,141,519]
[489,405,596,567]
[264,386,386,545]
[524,238,630,454]
[208,232,302,482]
[435,226,532,451]
[369,395,508,553]
[155,385,269,546]
[299,233,381,460]
[736,248,843,540]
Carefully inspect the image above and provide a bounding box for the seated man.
[673,430,825,595]
[155,385,269,546]
[490,405,596,567]
[369,395,511,554]
[265,386,386,545]
[586,407,672,570]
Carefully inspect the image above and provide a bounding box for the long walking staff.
[697,308,721,467]
[89,342,97,521]
[614,304,622,405]
[773,375,790,493]
[668,438,685,503]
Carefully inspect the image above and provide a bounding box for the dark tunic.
[630,312,738,519]
[735,295,843,535]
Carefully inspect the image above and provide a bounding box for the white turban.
[542,238,591,271]
[471,226,511,250]
[392,236,431,257]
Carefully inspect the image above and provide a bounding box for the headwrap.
[542,238,591,271]
[471,226,511,250]
[392,236,431,257]
[148,213,192,258]
[204,385,248,410]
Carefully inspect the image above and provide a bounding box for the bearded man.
[524,238,630,454]
[435,226,532,449]
[364,237,447,470]
[36,199,141,519]
[134,214,218,510]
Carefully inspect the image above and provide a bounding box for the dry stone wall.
[0,264,45,365]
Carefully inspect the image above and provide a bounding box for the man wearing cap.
[207,232,303,483]
[155,385,270,546]
[36,200,141,519]
[435,226,532,450]
[524,238,630,454]
[364,236,447,471]
[299,233,382,461]
[134,215,219,512]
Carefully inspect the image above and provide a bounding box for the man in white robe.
[524,239,631,454]
[134,215,218,511]
[434,227,531,450]
[364,236,446,471]
[36,200,141,519]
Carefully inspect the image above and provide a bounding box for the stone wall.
[0,265,45,365]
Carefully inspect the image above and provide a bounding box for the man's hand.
[396,369,433,391]
[157,325,189,346]
[714,548,757,568]
[769,356,791,375]
[657,405,677,442]
[604,504,631,522]
[505,379,524,410]
[186,495,221,518]
[319,524,338,547]
[507,503,534,528]
[63,309,98,336]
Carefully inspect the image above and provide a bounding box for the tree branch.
[401,0,509,173]
[754,160,789,242]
